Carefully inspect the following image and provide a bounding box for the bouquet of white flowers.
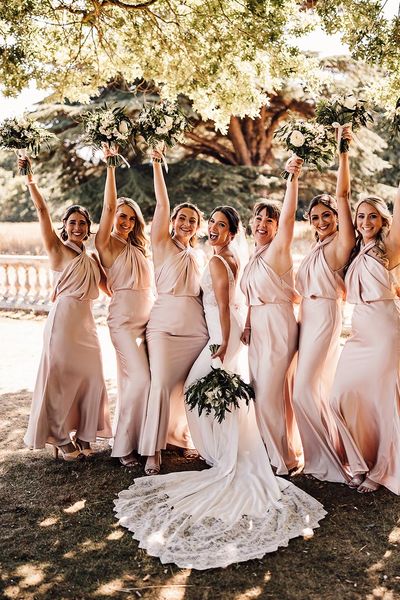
[82,105,134,167]
[315,93,373,153]
[0,116,57,175]
[274,119,335,180]
[136,100,190,167]
[185,345,255,423]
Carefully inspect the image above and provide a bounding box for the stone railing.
[0,255,109,315]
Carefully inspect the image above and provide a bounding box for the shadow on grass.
[1,390,399,600]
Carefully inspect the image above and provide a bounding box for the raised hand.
[285,155,303,178]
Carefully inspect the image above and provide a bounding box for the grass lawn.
[1,389,399,600]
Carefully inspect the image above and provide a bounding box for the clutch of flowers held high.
[0,116,58,175]
[274,119,336,180]
[81,104,134,168]
[315,93,373,153]
[136,100,190,158]
[185,345,255,423]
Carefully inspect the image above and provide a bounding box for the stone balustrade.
[0,255,109,315]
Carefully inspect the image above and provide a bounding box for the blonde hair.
[116,198,149,257]
[347,196,392,271]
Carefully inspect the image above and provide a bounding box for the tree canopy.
[0,1,399,130]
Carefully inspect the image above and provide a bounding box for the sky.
[0,0,398,120]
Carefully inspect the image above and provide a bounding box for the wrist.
[152,157,163,164]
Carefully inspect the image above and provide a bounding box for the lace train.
[114,475,326,570]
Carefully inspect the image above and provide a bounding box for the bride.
[114,198,326,570]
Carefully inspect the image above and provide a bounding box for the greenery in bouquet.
[274,119,335,180]
[137,100,190,151]
[185,344,255,424]
[0,116,57,175]
[315,93,373,153]
[81,104,134,167]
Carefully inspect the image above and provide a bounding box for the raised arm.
[334,126,355,261]
[274,156,303,249]
[209,257,231,363]
[95,147,118,266]
[150,149,172,247]
[20,158,62,259]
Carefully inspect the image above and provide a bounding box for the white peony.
[343,95,357,110]
[118,120,129,134]
[289,130,305,147]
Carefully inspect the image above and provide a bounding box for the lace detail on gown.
[114,255,326,569]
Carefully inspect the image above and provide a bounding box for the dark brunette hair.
[209,205,240,234]
[305,194,338,241]
[252,200,281,223]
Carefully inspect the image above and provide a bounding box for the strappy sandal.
[144,452,161,476]
[52,443,83,462]
[73,437,95,458]
[348,474,365,489]
[357,477,381,494]
[119,453,139,468]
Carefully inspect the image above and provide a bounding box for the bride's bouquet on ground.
[274,119,335,180]
[315,93,373,153]
[185,344,255,423]
[82,104,134,167]
[136,100,190,167]
[0,116,58,175]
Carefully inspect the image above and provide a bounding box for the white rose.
[343,95,357,110]
[155,125,169,135]
[395,107,400,115]
[118,120,129,134]
[289,130,305,147]
[164,115,173,130]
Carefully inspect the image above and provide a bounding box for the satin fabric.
[24,241,111,448]
[114,255,326,570]
[330,242,400,494]
[293,233,349,482]
[240,244,303,474]
[139,240,208,455]
[106,233,154,457]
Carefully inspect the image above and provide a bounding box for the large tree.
[1,1,399,131]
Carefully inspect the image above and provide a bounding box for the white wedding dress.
[114,255,326,570]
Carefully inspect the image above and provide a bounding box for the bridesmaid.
[292,127,355,483]
[22,157,112,460]
[330,188,400,494]
[140,150,208,474]
[95,146,154,467]
[240,157,303,474]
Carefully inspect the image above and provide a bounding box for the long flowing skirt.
[330,300,400,494]
[24,296,111,448]
[249,303,302,474]
[293,298,348,482]
[139,295,207,455]
[115,305,326,569]
[108,289,153,457]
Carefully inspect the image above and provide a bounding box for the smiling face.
[64,211,89,246]
[356,201,384,243]
[208,210,233,249]
[309,203,338,241]
[114,203,136,239]
[252,207,278,247]
[172,207,199,245]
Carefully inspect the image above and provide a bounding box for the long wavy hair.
[60,205,92,241]
[171,202,203,247]
[345,196,392,272]
[116,198,149,257]
[305,194,338,241]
